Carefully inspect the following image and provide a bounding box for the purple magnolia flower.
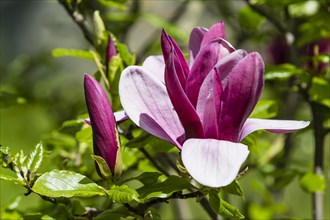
[84,74,121,179]
[118,22,309,187]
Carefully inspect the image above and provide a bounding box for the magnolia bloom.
[119,22,309,187]
[84,74,122,179]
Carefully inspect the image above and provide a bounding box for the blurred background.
[1,0,329,219]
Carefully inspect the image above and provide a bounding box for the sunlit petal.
[239,118,310,141]
[119,66,185,147]
[182,139,249,187]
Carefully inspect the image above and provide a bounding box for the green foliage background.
[1,0,329,219]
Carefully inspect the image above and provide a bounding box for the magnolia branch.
[58,0,94,46]
[124,190,204,217]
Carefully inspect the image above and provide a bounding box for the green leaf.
[300,172,326,193]
[265,64,302,81]
[0,173,25,185]
[97,0,127,10]
[76,126,92,143]
[116,41,135,66]
[224,180,244,198]
[32,170,106,198]
[238,6,265,30]
[91,155,112,180]
[52,48,94,60]
[209,191,244,219]
[250,100,278,119]
[24,143,44,173]
[93,10,107,47]
[137,175,195,200]
[108,185,139,203]
[309,77,330,108]
[122,172,162,186]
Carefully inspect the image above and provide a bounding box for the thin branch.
[139,148,170,177]
[311,102,324,220]
[58,0,94,46]
[125,191,204,216]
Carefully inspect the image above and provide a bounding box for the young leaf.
[91,155,112,180]
[0,173,25,185]
[224,180,244,198]
[115,41,136,66]
[24,143,44,173]
[108,185,139,203]
[32,170,106,198]
[52,48,94,60]
[300,172,326,193]
[209,191,244,219]
[309,77,330,108]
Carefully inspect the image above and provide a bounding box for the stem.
[58,0,94,45]
[200,197,221,220]
[124,191,204,216]
[311,102,324,220]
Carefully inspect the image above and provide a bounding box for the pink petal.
[215,49,248,83]
[189,27,208,62]
[165,49,204,139]
[239,118,310,142]
[161,29,189,88]
[218,52,264,142]
[119,66,185,147]
[142,56,165,84]
[181,138,249,188]
[186,39,235,107]
[196,69,222,139]
[200,22,226,47]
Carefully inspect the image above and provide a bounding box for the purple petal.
[186,39,235,107]
[200,22,226,47]
[239,118,310,141]
[114,110,129,124]
[196,69,222,139]
[189,27,208,62]
[165,49,204,139]
[119,66,185,147]
[218,52,264,142]
[142,55,165,84]
[84,74,119,174]
[215,49,248,82]
[181,138,249,187]
[84,118,91,125]
[161,29,189,88]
